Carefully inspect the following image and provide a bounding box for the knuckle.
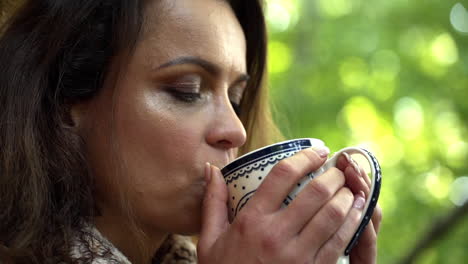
[280,241,306,263]
[260,231,282,253]
[308,180,333,200]
[333,231,349,249]
[271,159,299,178]
[302,148,321,162]
[328,167,345,180]
[234,213,255,236]
[234,207,268,237]
[326,202,348,221]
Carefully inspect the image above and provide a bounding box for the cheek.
[115,95,206,181]
[114,101,209,233]
[113,91,210,207]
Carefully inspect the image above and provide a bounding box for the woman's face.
[78,0,248,235]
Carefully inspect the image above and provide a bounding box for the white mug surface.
[221,138,382,258]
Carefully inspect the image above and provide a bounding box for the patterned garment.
[69,223,197,264]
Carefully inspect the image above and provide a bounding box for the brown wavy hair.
[0,0,280,262]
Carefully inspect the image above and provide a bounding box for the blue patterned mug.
[221,138,382,262]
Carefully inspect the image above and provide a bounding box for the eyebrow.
[156,56,250,85]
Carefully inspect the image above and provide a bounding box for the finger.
[357,219,378,248]
[315,192,366,263]
[361,165,371,187]
[371,204,383,234]
[247,146,329,214]
[198,164,230,252]
[340,152,373,189]
[278,167,346,234]
[344,165,370,196]
[338,152,356,172]
[349,219,378,264]
[296,187,354,256]
[348,205,381,264]
[335,153,349,171]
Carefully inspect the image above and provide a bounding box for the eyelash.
[170,90,202,103]
[165,86,242,116]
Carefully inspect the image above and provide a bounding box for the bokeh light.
[265,0,468,262]
[394,97,424,141]
[316,0,360,18]
[434,110,463,146]
[450,3,468,34]
[430,33,459,66]
[424,166,454,201]
[446,141,468,168]
[339,56,369,89]
[265,0,300,32]
[341,96,379,140]
[450,176,468,206]
[268,41,292,74]
[370,49,400,81]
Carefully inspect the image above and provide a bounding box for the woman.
[0,0,382,263]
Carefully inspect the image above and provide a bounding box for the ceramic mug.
[221,138,382,263]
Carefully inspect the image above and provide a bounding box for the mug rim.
[221,138,324,175]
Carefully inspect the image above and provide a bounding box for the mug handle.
[321,147,382,256]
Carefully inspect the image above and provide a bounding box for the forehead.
[137,0,247,73]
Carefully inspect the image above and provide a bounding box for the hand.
[337,153,383,264]
[198,147,368,264]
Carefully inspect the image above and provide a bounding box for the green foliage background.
[266,0,468,263]
[1,0,467,263]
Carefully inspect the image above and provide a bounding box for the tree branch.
[397,201,468,264]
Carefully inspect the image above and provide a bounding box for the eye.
[169,89,202,103]
[160,74,203,103]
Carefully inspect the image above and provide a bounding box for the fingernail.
[312,146,330,158]
[353,192,366,209]
[205,162,212,183]
[343,152,352,163]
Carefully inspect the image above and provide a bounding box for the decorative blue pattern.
[235,190,256,216]
[223,145,315,184]
[222,139,313,176]
[224,139,317,218]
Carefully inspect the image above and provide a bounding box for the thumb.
[198,163,229,251]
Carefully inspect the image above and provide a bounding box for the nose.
[206,95,247,150]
